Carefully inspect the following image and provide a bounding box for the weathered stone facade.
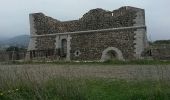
[150,44,170,60]
[0,51,26,61]
[27,6,148,61]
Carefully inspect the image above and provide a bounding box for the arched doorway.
[101,47,124,61]
[61,39,67,57]
[106,50,117,60]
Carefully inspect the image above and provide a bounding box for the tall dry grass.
[0,64,170,100]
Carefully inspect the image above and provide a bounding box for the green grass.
[103,59,170,65]
[1,60,170,100]
[1,78,170,100]
[86,79,170,100]
[3,59,170,65]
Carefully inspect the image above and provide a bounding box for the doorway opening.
[61,39,67,58]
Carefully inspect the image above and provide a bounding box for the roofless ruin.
[26,6,148,61]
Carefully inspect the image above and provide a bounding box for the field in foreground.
[0,64,170,100]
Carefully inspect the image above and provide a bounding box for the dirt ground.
[0,64,170,81]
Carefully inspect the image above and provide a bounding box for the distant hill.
[153,40,170,44]
[0,35,30,49]
[0,37,8,45]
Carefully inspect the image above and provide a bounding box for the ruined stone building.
[27,6,148,61]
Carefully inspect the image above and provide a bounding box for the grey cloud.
[0,0,170,40]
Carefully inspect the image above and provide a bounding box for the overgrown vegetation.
[0,78,170,100]
[4,59,170,65]
[1,62,170,100]
[5,46,26,52]
[103,59,170,65]
[153,40,170,44]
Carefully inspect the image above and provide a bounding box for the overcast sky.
[0,0,170,41]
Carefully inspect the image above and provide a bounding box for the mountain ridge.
[0,35,30,49]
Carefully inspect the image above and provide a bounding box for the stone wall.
[27,6,147,61]
[151,44,170,60]
[31,6,144,35]
[36,36,56,50]
[70,28,137,60]
[0,51,26,61]
[0,51,9,61]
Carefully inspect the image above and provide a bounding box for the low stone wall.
[0,51,27,62]
[0,52,9,61]
[151,44,170,60]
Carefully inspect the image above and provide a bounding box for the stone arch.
[101,47,124,61]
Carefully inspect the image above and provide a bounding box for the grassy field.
[1,78,170,100]
[3,59,170,65]
[0,62,170,100]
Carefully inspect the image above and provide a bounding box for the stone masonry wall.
[70,28,137,60]
[36,36,56,50]
[27,6,147,61]
[151,44,170,60]
[31,6,143,35]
